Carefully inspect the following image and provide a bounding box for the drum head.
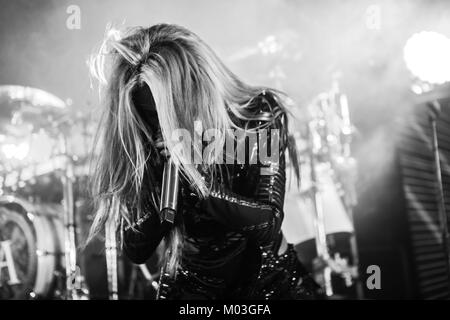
[0,204,37,299]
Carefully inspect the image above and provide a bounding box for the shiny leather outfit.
[123,91,320,299]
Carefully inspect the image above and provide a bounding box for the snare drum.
[0,196,64,299]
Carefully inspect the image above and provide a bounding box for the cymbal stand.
[58,132,89,300]
[307,85,363,298]
[306,121,333,297]
[105,214,119,300]
[334,90,364,299]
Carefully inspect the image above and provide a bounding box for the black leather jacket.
[122,91,319,299]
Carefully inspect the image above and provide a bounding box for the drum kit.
[282,77,363,299]
[0,85,157,300]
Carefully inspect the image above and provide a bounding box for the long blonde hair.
[88,23,296,275]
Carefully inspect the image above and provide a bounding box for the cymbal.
[0,85,67,136]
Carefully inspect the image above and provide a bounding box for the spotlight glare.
[404,31,450,85]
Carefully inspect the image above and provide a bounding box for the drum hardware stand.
[105,214,119,300]
[335,91,364,299]
[307,84,363,299]
[307,122,333,297]
[105,216,161,300]
[58,132,89,300]
[427,100,450,292]
[345,207,364,298]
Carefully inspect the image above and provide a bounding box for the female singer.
[89,23,318,299]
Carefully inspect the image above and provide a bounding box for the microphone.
[159,158,179,224]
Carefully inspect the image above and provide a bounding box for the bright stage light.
[404,31,450,85]
[1,143,30,160]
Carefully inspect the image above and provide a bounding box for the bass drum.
[0,196,64,299]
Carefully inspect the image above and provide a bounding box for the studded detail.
[209,190,272,210]
[124,212,153,231]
